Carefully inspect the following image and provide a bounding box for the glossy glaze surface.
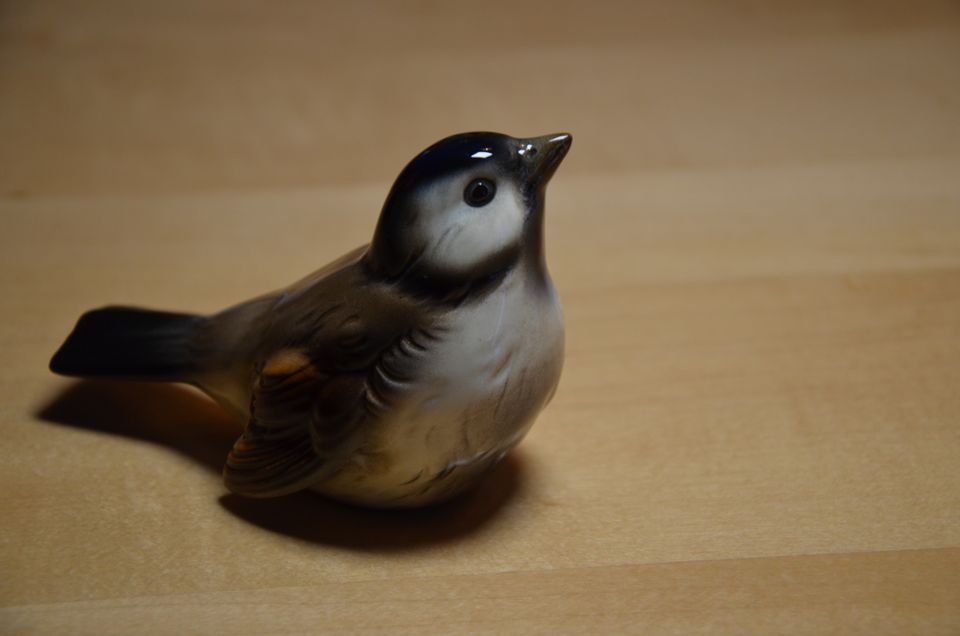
[50,132,571,507]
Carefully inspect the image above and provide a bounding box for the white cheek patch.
[424,185,524,273]
[419,183,524,272]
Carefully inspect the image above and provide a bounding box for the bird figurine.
[50,131,571,508]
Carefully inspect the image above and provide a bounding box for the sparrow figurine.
[50,131,571,508]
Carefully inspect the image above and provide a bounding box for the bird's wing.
[223,254,432,497]
[223,348,360,497]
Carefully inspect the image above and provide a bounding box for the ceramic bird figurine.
[50,131,571,508]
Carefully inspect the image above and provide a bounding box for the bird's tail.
[50,306,206,382]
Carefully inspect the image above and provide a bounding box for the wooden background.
[2,1,959,633]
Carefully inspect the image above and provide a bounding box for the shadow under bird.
[50,131,571,508]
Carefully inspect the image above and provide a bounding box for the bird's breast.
[318,271,564,507]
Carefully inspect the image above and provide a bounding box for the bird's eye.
[464,179,496,207]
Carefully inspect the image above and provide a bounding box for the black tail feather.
[50,307,204,381]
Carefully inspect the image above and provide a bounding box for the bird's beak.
[520,133,572,191]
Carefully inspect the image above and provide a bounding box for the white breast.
[318,269,564,507]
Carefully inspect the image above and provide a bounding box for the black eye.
[464,178,496,207]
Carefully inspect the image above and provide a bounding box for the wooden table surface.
[2,2,959,634]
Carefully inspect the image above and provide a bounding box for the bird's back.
[193,245,427,418]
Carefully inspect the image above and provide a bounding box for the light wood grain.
[2,1,959,634]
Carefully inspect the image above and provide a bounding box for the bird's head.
[369,131,571,295]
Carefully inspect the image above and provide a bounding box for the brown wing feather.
[222,253,428,497]
[224,350,364,497]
